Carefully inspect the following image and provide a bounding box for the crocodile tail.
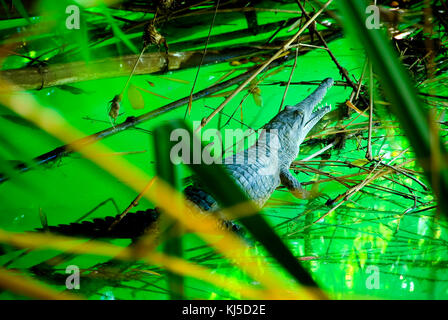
[39,209,160,239]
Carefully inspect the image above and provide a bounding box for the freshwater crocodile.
[42,78,334,239]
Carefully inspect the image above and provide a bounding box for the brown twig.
[0,55,293,183]
[186,0,221,117]
[349,58,368,103]
[108,178,156,231]
[306,160,386,229]
[295,0,369,108]
[279,41,299,112]
[365,61,374,161]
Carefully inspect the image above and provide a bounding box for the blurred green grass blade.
[153,125,184,300]
[338,0,448,215]
[161,119,319,288]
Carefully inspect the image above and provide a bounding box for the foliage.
[0,0,447,300]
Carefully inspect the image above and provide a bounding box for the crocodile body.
[43,78,334,239]
[224,77,333,206]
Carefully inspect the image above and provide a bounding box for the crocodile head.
[263,77,334,160]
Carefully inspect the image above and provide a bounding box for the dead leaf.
[127,84,145,110]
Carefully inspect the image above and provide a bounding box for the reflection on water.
[266,195,447,299]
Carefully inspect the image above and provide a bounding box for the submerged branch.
[0,47,264,91]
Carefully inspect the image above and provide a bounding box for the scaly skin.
[225,77,334,206]
[40,78,334,239]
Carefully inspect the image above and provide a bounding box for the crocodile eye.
[294,110,304,117]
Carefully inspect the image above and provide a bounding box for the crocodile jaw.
[293,77,334,140]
